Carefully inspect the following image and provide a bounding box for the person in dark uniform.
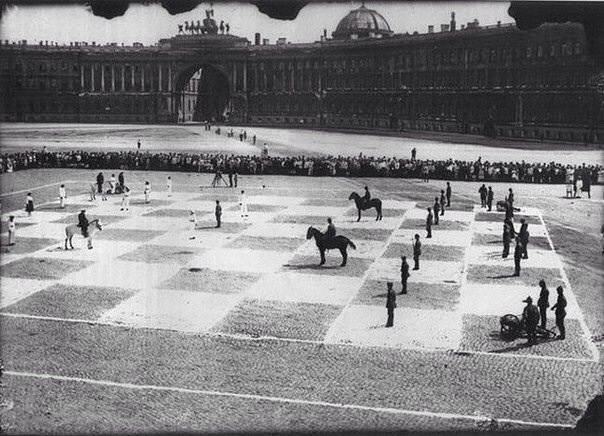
[487,186,494,211]
[479,184,487,208]
[551,286,567,339]
[118,172,125,189]
[426,207,433,238]
[362,186,371,208]
[537,279,550,329]
[513,237,524,276]
[77,209,90,238]
[502,217,515,258]
[518,219,530,259]
[522,296,540,345]
[215,200,222,228]
[96,172,104,194]
[400,256,410,295]
[411,147,416,160]
[413,234,422,270]
[433,198,440,225]
[228,170,233,188]
[325,217,336,242]
[440,190,446,216]
[446,182,451,207]
[508,188,515,208]
[386,282,396,327]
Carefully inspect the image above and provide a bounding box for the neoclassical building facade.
[1,5,602,143]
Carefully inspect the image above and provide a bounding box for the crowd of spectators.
[1,148,602,185]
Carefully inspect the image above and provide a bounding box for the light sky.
[0,1,512,46]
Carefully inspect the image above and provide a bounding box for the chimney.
[450,12,456,31]
[254,32,261,45]
[262,38,269,45]
[497,21,501,27]
[441,24,450,32]
[428,25,434,34]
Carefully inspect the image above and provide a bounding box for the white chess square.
[242,223,309,239]
[60,260,181,290]
[245,272,363,306]
[16,222,69,240]
[337,216,403,230]
[29,240,143,263]
[111,216,192,232]
[459,283,580,319]
[370,258,463,284]
[324,305,462,350]
[188,248,292,273]
[281,205,351,217]
[391,229,471,247]
[381,200,416,210]
[149,230,233,249]
[247,195,305,206]
[0,277,53,308]
[98,288,239,332]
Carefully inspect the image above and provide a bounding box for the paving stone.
[225,235,305,251]
[159,267,262,294]
[370,258,463,284]
[400,219,469,231]
[353,280,460,311]
[213,298,342,341]
[1,284,137,320]
[466,265,562,286]
[382,243,465,261]
[117,244,204,264]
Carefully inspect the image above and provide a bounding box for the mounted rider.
[362,186,371,208]
[324,217,336,243]
[77,209,90,238]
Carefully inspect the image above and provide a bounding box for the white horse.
[65,219,102,250]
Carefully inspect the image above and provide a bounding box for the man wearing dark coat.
[440,190,446,216]
[518,219,530,259]
[522,296,540,345]
[426,207,433,238]
[96,172,104,194]
[413,234,422,270]
[325,217,336,242]
[215,200,222,228]
[513,237,524,276]
[433,198,440,225]
[537,279,550,329]
[77,209,89,238]
[487,186,494,211]
[118,172,125,189]
[386,282,396,327]
[479,184,487,208]
[446,182,451,207]
[502,217,515,258]
[400,256,410,295]
[362,186,371,208]
[551,286,567,339]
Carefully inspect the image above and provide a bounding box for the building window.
[574,43,582,55]
[526,47,532,58]
[537,46,543,57]
[549,45,556,57]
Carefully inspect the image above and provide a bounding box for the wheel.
[500,314,521,336]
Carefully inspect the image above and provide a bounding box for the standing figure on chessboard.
[120,186,130,211]
[59,184,66,209]
[166,176,173,197]
[239,190,248,219]
[144,181,151,204]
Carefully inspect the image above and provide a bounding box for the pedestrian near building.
[144,181,151,203]
[513,237,524,276]
[426,207,433,238]
[239,190,248,218]
[25,192,34,217]
[400,256,410,294]
[479,184,487,208]
[413,234,422,270]
[59,184,66,209]
[440,190,446,216]
[166,176,173,197]
[522,296,540,345]
[120,186,130,211]
[487,186,494,211]
[446,182,451,207]
[433,198,440,225]
[215,200,222,228]
[537,279,550,329]
[518,219,530,259]
[386,282,396,327]
[7,215,16,246]
[96,172,104,194]
[551,286,567,339]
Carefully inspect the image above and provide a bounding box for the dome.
[332,5,393,40]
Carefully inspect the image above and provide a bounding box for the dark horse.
[306,227,356,267]
[348,192,383,221]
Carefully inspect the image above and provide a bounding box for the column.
[141,64,145,92]
[290,66,295,91]
[168,64,172,92]
[233,62,237,91]
[101,64,105,92]
[80,65,85,90]
[111,65,115,92]
[91,64,95,91]
[121,64,125,91]
[243,62,247,92]
[131,64,135,90]
[158,64,162,92]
